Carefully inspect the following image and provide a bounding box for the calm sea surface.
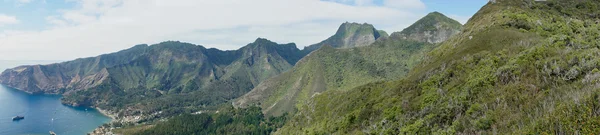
[0,60,111,135]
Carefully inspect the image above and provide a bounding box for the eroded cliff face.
[0,65,108,94]
[0,44,148,94]
[0,66,47,94]
[302,22,388,53]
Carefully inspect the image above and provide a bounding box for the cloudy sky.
[0,0,487,60]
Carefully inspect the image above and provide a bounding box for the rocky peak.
[302,22,387,53]
[392,11,463,44]
[241,38,304,65]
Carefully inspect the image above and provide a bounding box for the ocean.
[0,60,111,135]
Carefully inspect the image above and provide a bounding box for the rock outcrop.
[302,22,388,53]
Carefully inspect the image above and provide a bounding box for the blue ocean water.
[0,85,111,135]
[0,61,111,135]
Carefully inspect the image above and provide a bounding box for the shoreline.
[90,107,120,135]
[0,84,117,135]
[0,84,62,95]
[95,107,117,120]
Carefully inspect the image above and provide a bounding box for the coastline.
[0,84,62,95]
[95,107,117,120]
[0,83,116,135]
[90,107,119,135]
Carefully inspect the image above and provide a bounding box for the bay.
[0,61,111,135]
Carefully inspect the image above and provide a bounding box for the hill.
[276,0,600,134]
[234,12,462,117]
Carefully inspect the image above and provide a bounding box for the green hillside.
[0,38,305,120]
[276,0,600,134]
[234,12,462,117]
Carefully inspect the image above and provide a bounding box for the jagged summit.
[252,38,279,44]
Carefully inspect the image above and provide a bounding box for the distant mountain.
[393,11,462,44]
[0,38,305,119]
[277,0,600,134]
[234,12,462,116]
[0,60,62,72]
[302,22,388,53]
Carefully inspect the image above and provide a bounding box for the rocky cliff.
[302,22,388,53]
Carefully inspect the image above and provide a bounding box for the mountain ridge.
[234,12,463,117]
[0,38,306,120]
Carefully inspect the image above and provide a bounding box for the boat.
[49,131,57,135]
[12,116,24,121]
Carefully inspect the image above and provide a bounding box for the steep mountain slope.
[277,0,600,134]
[0,38,304,119]
[302,22,388,53]
[90,22,399,134]
[0,44,148,94]
[234,12,462,117]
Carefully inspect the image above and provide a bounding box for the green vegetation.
[73,39,304,118]
[277,0,600,134]
[393,11,463,44]
[400,12,463,36]
[1,38,306,121]
[302,22,386,53]
[236,39,437,117]
[235,12,461,117]
[7,0,600,134]
[116,106,288,135]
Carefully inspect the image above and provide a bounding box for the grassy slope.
[235,12,462,117]
[277,0,600,134]
[235,37,438,117]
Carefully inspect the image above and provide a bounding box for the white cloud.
[384,0,425,9]
[0,14,19,26]
[16,0,33,4]
[0,0,427,60]
[45,16,69,27]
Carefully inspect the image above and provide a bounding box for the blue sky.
[0,0,488,60]
[0,0,75,31]
[423,0,488,17]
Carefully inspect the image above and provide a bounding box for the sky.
[0,0,488,60]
